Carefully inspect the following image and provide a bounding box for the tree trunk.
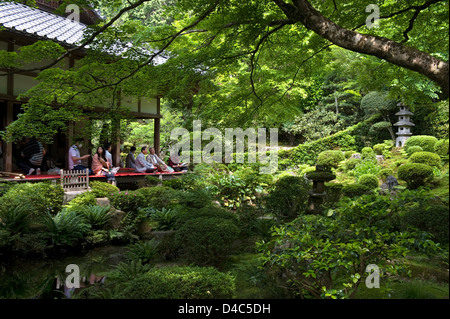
[272,0,449,99]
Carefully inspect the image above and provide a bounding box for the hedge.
[358,174,380,189]
[278,115,381,166]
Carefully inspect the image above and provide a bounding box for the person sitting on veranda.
[17,137,45,176]
[146,147,174,172]
[92,145,116,185]
[135,146,155,173]
[126,146,137,169]
[69,138,92,174]
[168,150,188,172]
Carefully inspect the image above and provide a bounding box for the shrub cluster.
[434,139,449,158]
[406,146,423,157]
[265,175,310,220]
[409,151,442,168]
[358,174,379,189]
[397,163,434,189]
[114,266,235,299]
[316,150,345,169]
[405,135,438,152]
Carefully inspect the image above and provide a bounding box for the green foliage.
[113,266,235,299]
[85,230,110,246]
[0,182,64,218]
[279,115,380,167]
[265,176,310,220]
[257,193,439,299]
[434,139,449,159]
[379,168,394,182]
[90,181,120,198]
[63,191,97,213]
[409,151,442,168]
[109,190,145,212]
[405,136,438,153]
[345,158,361,171]
[176,216,240,267]
[79,205,111,230]
[42,210,90,248]
[179,188,213,209]
[358,174,379,189]
[398,163,434,189]
[361,147,376,160]
[305,171,336,181]
[144,175,161,187]
[127,239,160,264]
[341,184,372,198]
[0,206,31,235]
[395,189,449,244]
[351,159,381,180]
[344,151,355,159]
[162,178,185,190]
[406,146,424,157]
[316,150,345,169]
[109,260,153,281]
[144,207,179,231]
[373,140,394,157]
[175,206,238,228]
[136,187,180,210]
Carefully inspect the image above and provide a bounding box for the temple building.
[0,1,163,173]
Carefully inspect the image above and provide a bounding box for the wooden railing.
[60,169,90,191]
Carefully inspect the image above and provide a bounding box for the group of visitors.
[125,146,188,173]
[15,137,186,183]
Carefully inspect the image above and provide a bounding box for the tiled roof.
[0,1,86,46]
[0,1,167,65]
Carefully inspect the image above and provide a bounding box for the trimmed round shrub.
[398,163,434,189]
[345,158,361,171]
[316,150,345,169]
[409,151,442,168]
[90,181,119,198]
[361,147,376,160]
[175,206,238,228]
[0,182,64,218]
[406,146,423,157]
[265,175,310,220]
[434,139,449,158]
[373,144,384,155]
[176,216,240,267]
[358,174,379,189]
[379,168,394,181]
[342,184,372,198]
[117,266,235,299]
[405,135,438,152]
[344,151,355,159]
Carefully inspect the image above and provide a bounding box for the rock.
[95,197,111,207]
[350,153,361,160]
[386,175,399,190]
[105,209,126,231]
[376,155,385,164]
[63,190,88,205]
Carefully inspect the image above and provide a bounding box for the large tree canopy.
[2,0,448,140]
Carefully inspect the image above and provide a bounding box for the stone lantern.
[394,102,415,148]
[305,165,336,215]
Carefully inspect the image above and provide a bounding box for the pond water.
[0,245,129,299]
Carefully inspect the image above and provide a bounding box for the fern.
[80,205,111,230]
[42,209,90,247]
[127,239,160,264]
[0,205,31,234]
[111,260,152,281]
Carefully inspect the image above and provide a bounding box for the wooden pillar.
[5,101,13,172]
[154,97,161,156]
[66,121,74,169]
[112,119,121,167]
